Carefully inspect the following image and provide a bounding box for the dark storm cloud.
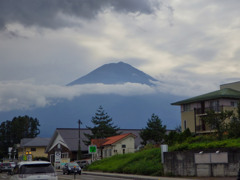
[0,0,160,30]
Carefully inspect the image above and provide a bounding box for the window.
[210,100,220,112]
[183,104,191,112]
[108,149,112,157]
[184,120,187,130]
[231,101,238,107]
[20,163,55,174]
[31,148,36,151]
[122,144,126,148]
[61,152,68,158]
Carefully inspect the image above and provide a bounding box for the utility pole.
[78,119,82,160]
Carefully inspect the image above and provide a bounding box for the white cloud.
[0,81,156,111]
[0,0,240,111]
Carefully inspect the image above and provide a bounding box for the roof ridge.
[172,88,240,105]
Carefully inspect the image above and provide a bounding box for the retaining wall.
[163,149,240,177]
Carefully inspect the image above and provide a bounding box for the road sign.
[88,145,97,154]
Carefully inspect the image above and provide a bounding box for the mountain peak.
[67,62,158,86]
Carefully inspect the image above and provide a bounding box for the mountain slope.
[67,62,158,86]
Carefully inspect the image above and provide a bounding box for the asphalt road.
[58,174,127,180]
[57,171,232,180]
[0,171,237,180]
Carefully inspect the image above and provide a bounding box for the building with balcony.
[172,81,240,134]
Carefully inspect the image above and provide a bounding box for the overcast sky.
[0,0,240,111]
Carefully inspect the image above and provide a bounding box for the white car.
[9,161,58,180]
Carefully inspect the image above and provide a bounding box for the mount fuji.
[0,62,182,137]
[68,62,158,86]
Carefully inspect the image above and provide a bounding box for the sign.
[88,145,97,154]
[55,151,61,163]
[27,154,32,161]
[8,147,12,153]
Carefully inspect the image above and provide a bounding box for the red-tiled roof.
[91,133,136,147]
[91,139,107,148]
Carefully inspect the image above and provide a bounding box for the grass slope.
[87,148,163,176]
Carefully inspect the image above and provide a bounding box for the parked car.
[9,161,58,180]
[75,160,89,168]
[62,162,81,175]
[0,162,13,173]
[10,162,16,169]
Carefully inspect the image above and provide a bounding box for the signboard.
[27,154,32,161]
[88,145,97,154]
[55,151,61,163]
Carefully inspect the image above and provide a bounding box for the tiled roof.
[20,137,50,147]
[91,139,107,148]
[172,88,240,105]
[92,133,136,147]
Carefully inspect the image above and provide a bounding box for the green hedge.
[169,136,240,151]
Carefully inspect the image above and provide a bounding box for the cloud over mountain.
[0,61,162,112]
[0,81,158,112]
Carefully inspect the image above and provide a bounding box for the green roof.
[172,88,240,105]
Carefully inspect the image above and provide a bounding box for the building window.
[183,104,191,112]
[31,148,36,151]
[210,100,220,112]
[122,144,126,148]
[123,149,125,154]
[184,120,187,130]
[231,101,238,107]
[61,152,68,158]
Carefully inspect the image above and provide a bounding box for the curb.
[82,171,197,180]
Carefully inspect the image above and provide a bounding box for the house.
[45,128,143,168]
[18,137,50,160]
[91,133,136,160]
[172,81,240,134]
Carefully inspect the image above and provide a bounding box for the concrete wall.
[163,150,240,177]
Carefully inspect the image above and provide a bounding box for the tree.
[0,115,40,158]
[200,110,233,140]
[84,106,120,145]
[164,126,192,146]
[228,102,240,138]
[140,114,166,145]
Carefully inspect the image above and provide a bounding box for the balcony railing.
[195,106,223,115]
